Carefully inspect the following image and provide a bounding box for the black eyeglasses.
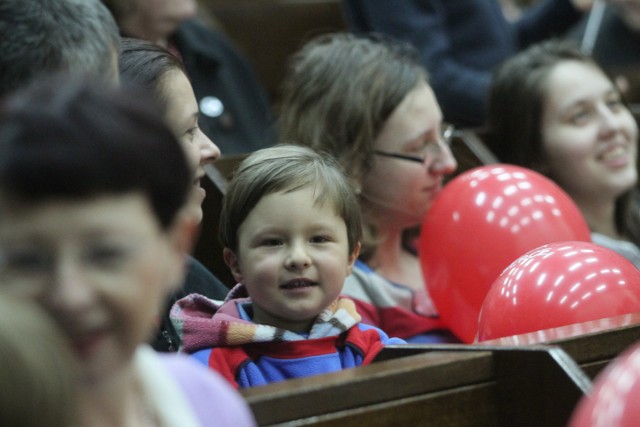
[374,123,455,164]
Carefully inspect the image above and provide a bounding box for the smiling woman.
[487,39,640,267]
[0,77,255,426]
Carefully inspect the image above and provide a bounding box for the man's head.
[0,0,121,98]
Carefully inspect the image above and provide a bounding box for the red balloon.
[568,340,640,427]
[420,165,591,343]
[477,241,640,341]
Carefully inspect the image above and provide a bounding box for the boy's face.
[224,187,359,333]
[0,193,188,383]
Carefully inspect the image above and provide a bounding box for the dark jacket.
[569,5,640,70]
[172,19,276,154]
[342,0,583,128]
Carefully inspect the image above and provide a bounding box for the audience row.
[0,0,639,426]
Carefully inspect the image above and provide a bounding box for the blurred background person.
[102,0,276,154]
[487,40,640,267]
[341,0,591,129]
[569,0,640,104]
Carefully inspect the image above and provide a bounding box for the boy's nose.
[286,242,311,270]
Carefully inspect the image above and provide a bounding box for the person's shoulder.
[159,353,256,426]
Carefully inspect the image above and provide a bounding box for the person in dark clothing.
[568,0,640,103]
[342,0,590,128]
[103,0,276,154]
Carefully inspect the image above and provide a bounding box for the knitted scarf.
[170,284,362,353]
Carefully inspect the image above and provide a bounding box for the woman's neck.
[77,360,152,427]
[369,227,424,290]
[578,197,621,239]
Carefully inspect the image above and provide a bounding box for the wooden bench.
[241,313,640,426]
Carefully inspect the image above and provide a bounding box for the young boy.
[171,145,406,388]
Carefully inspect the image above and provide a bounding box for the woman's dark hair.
[118,37,187,110]
[0,75,191,229]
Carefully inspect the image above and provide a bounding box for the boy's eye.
[261,239,283,247]
[310,235,330,244]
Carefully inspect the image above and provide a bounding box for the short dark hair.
[220,145,362,254]
[0,0,120,98]
[0,76,191,229]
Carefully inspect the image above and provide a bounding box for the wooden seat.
[241,313,640,426]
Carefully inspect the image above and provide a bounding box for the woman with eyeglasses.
[278,33,460,343]
[488,40,640,268]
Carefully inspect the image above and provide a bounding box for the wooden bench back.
[242,313,640,426]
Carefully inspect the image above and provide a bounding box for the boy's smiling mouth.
[280,278,317,290]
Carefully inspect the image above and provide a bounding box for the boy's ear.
[346,241,361,275]
[223,247,243,283]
